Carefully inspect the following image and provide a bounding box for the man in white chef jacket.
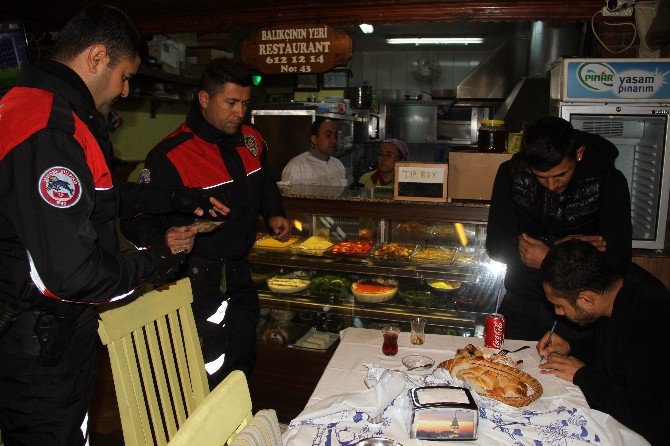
[281,117,348,186]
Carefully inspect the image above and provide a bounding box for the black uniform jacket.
[0,61,175,307]
[120,104,285,261]
[571,264,670,446]
[486,130,632,300]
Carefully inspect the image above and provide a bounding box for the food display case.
[248,185,503,421]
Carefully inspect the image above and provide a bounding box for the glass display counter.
[251,185,502,345]
[248,185,502,420]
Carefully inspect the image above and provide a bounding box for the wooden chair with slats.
[97,278,263,446]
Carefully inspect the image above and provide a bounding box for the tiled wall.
[348,49,491,91]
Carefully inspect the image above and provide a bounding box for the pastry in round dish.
[267,276,311,293]
[351,278,398,303]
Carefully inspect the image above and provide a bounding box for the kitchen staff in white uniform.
[281,117,347,186]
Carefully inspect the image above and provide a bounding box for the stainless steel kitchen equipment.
[551,57,670,249]
[345,86,372,109]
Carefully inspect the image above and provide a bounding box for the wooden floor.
[88,341,124,446]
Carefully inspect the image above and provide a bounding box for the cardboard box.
[447,152,512,201]
[185,48,233,64]
[147,40,180,73]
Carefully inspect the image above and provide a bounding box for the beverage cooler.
[551,58,670,249]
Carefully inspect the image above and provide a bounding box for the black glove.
[171,187,216,215]
[147,244,187,285]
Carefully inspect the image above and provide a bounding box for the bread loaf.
[440,357,542,407]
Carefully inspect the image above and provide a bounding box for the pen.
[541,320,558,363]
[546,320,558,348]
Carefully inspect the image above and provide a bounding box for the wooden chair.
[98,278,269,446]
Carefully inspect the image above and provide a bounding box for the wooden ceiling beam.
[133,1,604,34]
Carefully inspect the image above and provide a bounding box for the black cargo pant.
[0,308,97,446]
[188,257,260,389]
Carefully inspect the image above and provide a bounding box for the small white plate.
[402,354,435,370]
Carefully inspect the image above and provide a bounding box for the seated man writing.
[536,240,670,446]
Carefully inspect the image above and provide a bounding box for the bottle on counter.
[477,119,508,153]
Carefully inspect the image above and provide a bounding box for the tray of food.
[426,279,462,292]
[410,246,456,264]
[291,236,333,256]
[253,235,301,252]
[266,272,311,294]
[291,328,339,350]
[398,286,433,307]
[370,242,418,261]
[351,277,398,303]
[259,322,305,346]
[452,248,480,266]
[326,240,377,258]
[308,275,352,298]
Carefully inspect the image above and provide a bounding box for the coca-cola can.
[484,313,505,349]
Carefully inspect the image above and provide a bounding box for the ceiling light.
[359,24,374,34]
[385,37,483,45]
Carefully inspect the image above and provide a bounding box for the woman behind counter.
[359,139,409,188]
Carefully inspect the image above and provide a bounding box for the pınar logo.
[577,63,616,91]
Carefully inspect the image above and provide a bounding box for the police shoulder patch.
[244,134,259,157]
[38,166,82,208]
[137,168,151,184]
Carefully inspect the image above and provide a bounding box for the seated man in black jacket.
[536,240,670,446]
[486,116,632,341]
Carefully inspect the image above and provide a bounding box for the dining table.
[283,327,649,446]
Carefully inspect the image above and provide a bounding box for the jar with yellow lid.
[477,119,508,153]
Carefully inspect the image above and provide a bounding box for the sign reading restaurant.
[241,25,352,74]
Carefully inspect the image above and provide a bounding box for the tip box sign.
[241,24,352,75]
[394,162,448,202]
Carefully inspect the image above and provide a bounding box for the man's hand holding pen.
[536,329,585,383]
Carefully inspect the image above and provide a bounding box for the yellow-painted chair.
[98,278,280,446]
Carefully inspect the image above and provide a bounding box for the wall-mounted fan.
[410,58,442,84]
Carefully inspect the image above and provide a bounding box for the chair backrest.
[98,278,210,446]
[168,370,254,446]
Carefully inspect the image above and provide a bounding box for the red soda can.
[484,313,505,349]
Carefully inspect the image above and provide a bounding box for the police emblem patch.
[244,134,259,157]
[137,168,151,184]
[38,166,82,208]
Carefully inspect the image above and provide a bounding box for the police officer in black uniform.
[121,58,290,388]
[0,5,227,445]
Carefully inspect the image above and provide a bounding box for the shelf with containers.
[128,66,199,117]
[248,185,503,421]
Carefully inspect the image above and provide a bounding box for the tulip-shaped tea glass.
[382,324,400,356]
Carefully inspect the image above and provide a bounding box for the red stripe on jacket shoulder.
[72,115,113,189]
[164,124,234,188]
[0,87,53,161]
[0,87,112,190]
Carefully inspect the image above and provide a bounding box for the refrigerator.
[550,58,670,250]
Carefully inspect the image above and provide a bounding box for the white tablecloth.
[283,327,649,446]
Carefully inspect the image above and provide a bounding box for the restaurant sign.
[241,25,352,75]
